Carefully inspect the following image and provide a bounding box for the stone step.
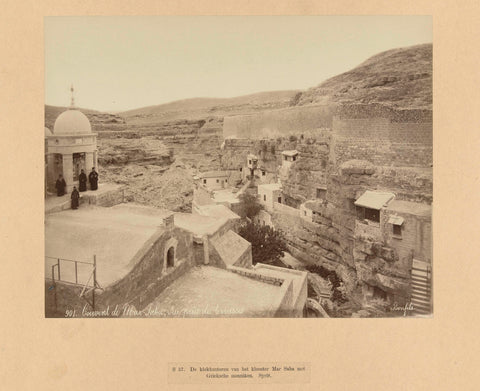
[411,294,430,304]
[412,304,431,312]
[412,268,429,277]
[412,287,430,295]
[412,262,430,271]
[412,259,430,270]
[412,270,429,278]
[411,276,429,284]
[411,286,430,294]
[411,300,431,310]
[412,281,429,289]
[411,282,430,290]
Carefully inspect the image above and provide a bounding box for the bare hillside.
[293,43,432,110]
[120,90,300,123]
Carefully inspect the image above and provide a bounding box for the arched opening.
[47,153,63,193]
[73,152,86,182]
[163,237,178,273]
[166,247,175,268]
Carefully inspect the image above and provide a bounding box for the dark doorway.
[167,247,175,268]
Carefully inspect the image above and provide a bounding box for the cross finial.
[70,84,75,108]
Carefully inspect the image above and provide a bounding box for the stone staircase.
[410,259,432,316]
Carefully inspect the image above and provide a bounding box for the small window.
[203,179,206,184]
[216,179,219,183]
[249,160,252,165]
[263,195,266,201]
[239,167,242,172]
[356,206,365,220]
[278,197,282,203]
[364,208,380,223]
[293,156,297,161]
[393,224,402,236]
[262,171,266,176]
[316,188,326,199]
[284,156,288,161]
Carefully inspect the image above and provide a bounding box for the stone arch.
[163,237,178,272]
[167,247,175,267]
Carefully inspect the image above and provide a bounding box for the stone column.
[85,152,94,190]
[94,150,98,172]
[46,154,56,193]
[203,235,210,265]
[85,152,94,172]
[62,153,74,193]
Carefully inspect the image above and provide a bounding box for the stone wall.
[98,226,194,310]
[85,187,126,207]
[223,105,333,139]
[220,104,433,309]
[275,280,295,317]
[382,208,432,266]
[333,117,432,167]
[45,281,86,318]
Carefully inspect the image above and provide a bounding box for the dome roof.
[53,109,92,135]
[45,127,53,137]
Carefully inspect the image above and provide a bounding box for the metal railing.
[46,255,102,311]
[46,256,95,286]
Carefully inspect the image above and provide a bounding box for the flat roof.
[211,230,250,266]
[212,189,241,204]
[174,212,229,237]
[199,170,228,178]
[282,150,299,156]
[45,203,170,287]
[254,263,307,304]
[147,266,283,317]
[385,200,432,217]
[354,191,395,210]
[388,215,405,225]
[196,204,240,220]
[258,182,282,191]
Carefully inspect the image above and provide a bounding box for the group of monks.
[55,167,99,210]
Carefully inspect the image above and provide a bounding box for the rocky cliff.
[293,43,432,110]
[219,44,433,315]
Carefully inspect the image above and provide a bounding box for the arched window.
[163,237,178,272]
[166,247,175,268]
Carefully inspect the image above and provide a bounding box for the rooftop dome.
[45,127,53,137]
[53,109,92,135]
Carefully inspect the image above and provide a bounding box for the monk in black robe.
[79,169,87,192]
[89,167,98,190]
[55,174,66,196]
[71,186,80,209]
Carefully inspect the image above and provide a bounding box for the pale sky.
[45,16,432,112]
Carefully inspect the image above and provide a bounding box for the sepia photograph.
[44,16,433,318]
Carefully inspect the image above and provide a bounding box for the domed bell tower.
[45,85,98,194]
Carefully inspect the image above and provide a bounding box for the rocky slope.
[120,90,300,122]
[219,44,433,316]
[293,43,432,110]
